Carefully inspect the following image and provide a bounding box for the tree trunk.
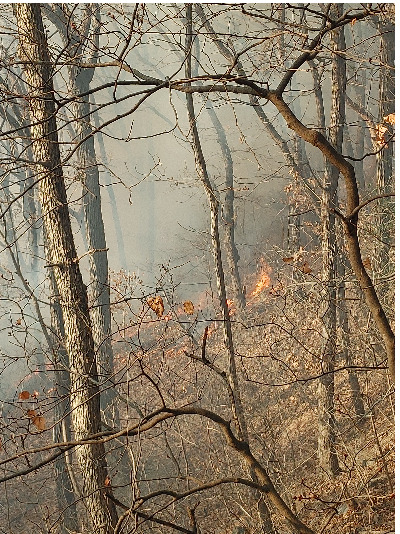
[318,183,340,475]
[287,86,309,278]
[185,6,246,441]
[92,107,128,270]
[22,169,39,281]
[71,32,115,425]
[375,7,394,278]
[44,3,117,423]
[189,31,245,309]
[65,9,133,498]
[318,5,345,477]
[48,263,80,534]
[335,26,365,420]
[185,7,275,533]
[73,86,116,422]
[15,4,118,531]
[352,21,367,190]
[206,102,246,309]
[337,259,365,420]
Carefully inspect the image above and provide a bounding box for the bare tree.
[0,5,393,534]
[44,3,116,421]
[15,4,117,531]
[375,6,394,277]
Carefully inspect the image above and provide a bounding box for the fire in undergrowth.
[249,259,272,298]
[250,273,271,297]
[226,299,236,315]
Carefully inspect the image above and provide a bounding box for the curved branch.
[109,477,271,534]
[0,405,314,534]
[348,193,395,219]
[276,6,381,94]
[267,92,394,382]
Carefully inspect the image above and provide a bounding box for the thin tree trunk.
[287,87,307,272]
[73,88,116,422]
[375,7,394,277]
[319,181,339,475]
[21,167,39,283]
[337,262,366,419]
[73,71,115,427]
[336,27,365,420]
[185,7,275,533]
[185,7,246,441]
[206,102,246,309]
[189,32,245,309]
[352,22,367,191]
[15,5,118,532]
[92,107,128,270]
[318,5,345,476]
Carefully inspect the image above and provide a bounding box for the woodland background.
[0,4,395,534]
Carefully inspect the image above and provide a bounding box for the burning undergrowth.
[106,256,393,534]
[0,258,393,534]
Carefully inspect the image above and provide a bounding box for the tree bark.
[55,4,116,422]
[336,26,365,419]
[185,5,246,441]
[185,7,275,533]
[351,21,367,190]
[43,2,118,423]
[48,263,80,534]
[317,6,345,476]
[206,102,246,309]
[92,107,128,270]
[15,4,118,532]
[266,92,395,383]
[375,7,394,277]
[74,82,116,422]
[188,28,245,309]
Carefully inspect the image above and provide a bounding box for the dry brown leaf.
[147,295,164,317]
[27,409,45,430]
[105,475,111,487]
[384,113,395,126]
[282,257,294,263]
[15,318,22,326]
[301,262,312,274]
[183,300,194,315]
[19,391,30,400]
[31,416,46,431]
[363,257,372,270]
[350,17,357,26]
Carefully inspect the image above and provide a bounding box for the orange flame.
[226,299,236,316]
[250,272,271,297]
